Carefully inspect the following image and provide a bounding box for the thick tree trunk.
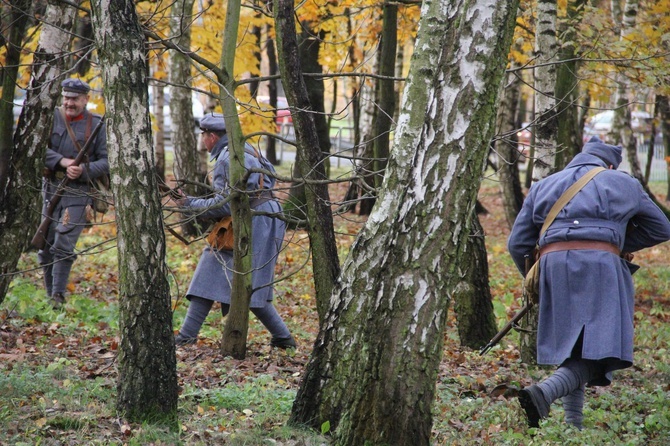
[275,1,340,323]
[169,0,205,237]
[0,1,73,304]
[91,0,178,422]
[453,214,498,349]
[289,0,519,443]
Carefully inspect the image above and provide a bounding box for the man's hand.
[59,157,83,180]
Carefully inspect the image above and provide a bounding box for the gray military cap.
[199,113,227,133]
[61,78,91,97]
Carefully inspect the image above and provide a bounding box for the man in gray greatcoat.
[39,78,108,309]
[173,113,295,349]
[508,137,670,429]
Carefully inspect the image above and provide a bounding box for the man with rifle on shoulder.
[36,78,108,309]
[505,137,670,430]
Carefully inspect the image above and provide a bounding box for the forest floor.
[1,175,669,445]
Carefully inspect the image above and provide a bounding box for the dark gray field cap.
[61,78,91,97]
[199,113,227,132]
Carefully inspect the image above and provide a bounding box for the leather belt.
[539,240,621,257]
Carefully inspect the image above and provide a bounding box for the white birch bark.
[531,0,558,181]
[290,0,520,443]
[0,2,75,303]
[90,0,178,419]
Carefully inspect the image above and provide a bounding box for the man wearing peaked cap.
[172,109,296,350]
[37,78,108,309]
[507,135,670,429]
[199,113,227,133]
[61,78,91,97]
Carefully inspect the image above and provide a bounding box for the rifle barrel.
[30,116,106,250]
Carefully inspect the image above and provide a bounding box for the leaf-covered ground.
[1,178,669,445]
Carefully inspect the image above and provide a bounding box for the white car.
[584,110,652,142]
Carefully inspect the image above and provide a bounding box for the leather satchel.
[206,216,234,251]
[523,167,606,303]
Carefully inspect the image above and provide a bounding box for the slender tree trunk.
[0,1,74,304]
[153,83,166,181]
[372,1,397,189]
[289,0,519,443]
[610,0,669,215]
[531,0,558,181]
[218,0,255,359]
[496,68,524,229]
[282,22,332,224]
[521,0,558,364]
[453,213,497,349]
[555,0,587,167]
[275,1,341,324]
[91,0,178,422]
[169,0,204,237]
[0,0,31,193]
[264,21,279,165]
[658,95,670,201]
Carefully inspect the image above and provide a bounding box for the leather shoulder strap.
[539,167,606,236]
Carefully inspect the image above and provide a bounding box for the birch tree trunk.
[612,0,670,217]
[521,0,558,363]
[275,0,340,323]
[0,1,74,304]
[91,0,178,422]
[531,0,558,181]
[289,0,519,443]
[555,0,587,166]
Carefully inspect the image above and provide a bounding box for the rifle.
[479,300,534,355]
[31,115,106,250]
[479,255,535,356]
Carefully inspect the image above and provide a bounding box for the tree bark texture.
[0,0,30,186]
[218,0,255,359]
[0,1,73,304]
[495,68,524,229]
[554,0,587,167]
[289,0,519,443]
[275,0,340,324]
[531,0,558,181]
[264,21,279,165]
[452,214,497,349]
[521,0,558,364]
[169,0,205,237]
[372,1,397,189]
[91,0,178,422]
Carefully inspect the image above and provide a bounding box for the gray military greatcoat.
[182,135,285,308]
[508,139,670,385]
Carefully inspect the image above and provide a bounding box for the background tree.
[275,0,341,323]
[168,0,205,237]
[289,0,519,443]
[90,0,178,422]
[0,1,75,305]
